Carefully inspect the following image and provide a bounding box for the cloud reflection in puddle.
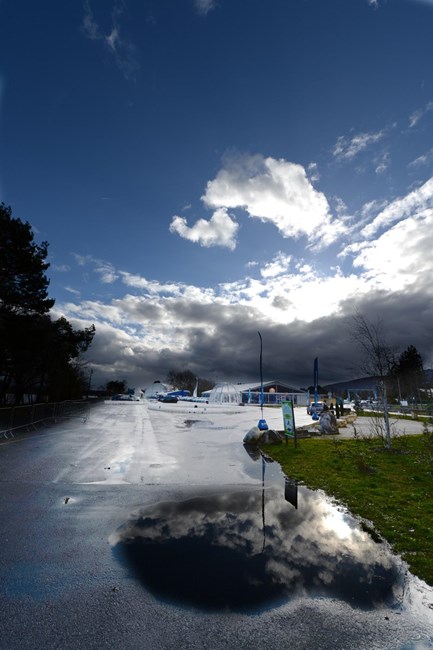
[111,485,405,613]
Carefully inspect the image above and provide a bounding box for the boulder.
[243,426,283,445]
[243,426,263,444]
[262,429,283,444]
[319,410,338,435]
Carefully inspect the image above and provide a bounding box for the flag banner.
[313,357,319,404]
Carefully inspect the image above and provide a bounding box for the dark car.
[158,394,178,403]
[111,394,136,401]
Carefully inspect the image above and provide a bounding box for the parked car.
[307,401,324,415]
[158,394,178,403]
[111,394,138,401]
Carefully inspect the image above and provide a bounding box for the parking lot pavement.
[293,408,428,439]
[2,402,433,650]
[337,414,427,438]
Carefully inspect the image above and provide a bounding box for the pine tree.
[0,203,55,315]
[396,345,424,404]
[0,204,95,403]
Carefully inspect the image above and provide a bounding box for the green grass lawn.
[263,429,433,586]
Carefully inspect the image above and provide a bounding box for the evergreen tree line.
[390,344,427,404]
[0,204,95,405]
[350,313,430,406]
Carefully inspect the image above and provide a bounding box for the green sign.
[282,401,295,437]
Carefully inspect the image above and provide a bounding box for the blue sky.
[1,0,433,390]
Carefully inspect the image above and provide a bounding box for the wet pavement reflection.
[112,448,405,613]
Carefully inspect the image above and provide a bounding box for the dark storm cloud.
[83,287,433,390]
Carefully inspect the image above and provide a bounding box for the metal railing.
[241,391,306,406]
[0,400,92,439]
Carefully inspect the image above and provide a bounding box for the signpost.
[282,400,297,448]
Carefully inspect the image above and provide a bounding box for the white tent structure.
[208,383,242,405]
[143,380,168,399]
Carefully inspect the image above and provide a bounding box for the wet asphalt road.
[1,402,433,650]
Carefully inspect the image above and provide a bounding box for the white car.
[307,401,324,415]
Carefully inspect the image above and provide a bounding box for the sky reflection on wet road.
[111,482,404,613]
[2,402,433,649]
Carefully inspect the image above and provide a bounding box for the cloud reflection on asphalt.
[111,484,404,613]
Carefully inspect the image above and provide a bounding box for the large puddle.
[111,452,406,613]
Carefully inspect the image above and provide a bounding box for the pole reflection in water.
[260,451,297,555]
[284,477,298,510]
[111,464,405,613]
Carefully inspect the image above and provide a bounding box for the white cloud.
[354,208,433,291]
[119,272,183,295]
[374,151,390,175]
[361,175,433,238]
[260,252,292,279]
[95,261,118,284]
[409,101,433,128]
[169,207,239,250]
[409,109,423,129]
[333,196,348,215]
[216,265,368,324]
[106,27,119,51]
[68,189,433,337]
[194,0,217,15]
[71,253,119,283]
[64,286,81,296]
[338,240,370,260]
[307,161,320,182]
[346,198,389,236]
[72,253,89,266]
[61,251,356,337]
[81,2,139,81]
[408,147,433,169]
[332,130,385,161]
[119,273,216,304]
[201,154,343,247]
[61,164,433,386]
[58,299,126,325]
[56,204,433,388]
[82,1,101,40]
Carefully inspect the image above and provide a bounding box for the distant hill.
[324,370,433,397]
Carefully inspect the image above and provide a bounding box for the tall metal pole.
[313,357,319,405]
[258,331,264,420]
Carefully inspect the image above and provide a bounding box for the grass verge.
[263,429,433,586]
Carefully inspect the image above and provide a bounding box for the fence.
[241,391,306,406]
[0,400,92,439]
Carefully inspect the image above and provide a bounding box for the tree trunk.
[382,381,391,448]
